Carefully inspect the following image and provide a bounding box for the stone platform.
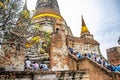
[0,69,89,80]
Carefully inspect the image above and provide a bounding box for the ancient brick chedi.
[31,0,101,71]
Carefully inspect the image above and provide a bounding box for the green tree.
[0,0,23,31]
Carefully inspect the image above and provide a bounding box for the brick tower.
[107,47,120,65]
[31,0,70,71]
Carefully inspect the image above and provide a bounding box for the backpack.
[39,64,43,69]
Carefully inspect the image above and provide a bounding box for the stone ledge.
[0,69,89,80]
[0,69,88,75]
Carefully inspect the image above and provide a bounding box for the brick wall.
[68,57,77,70]
[66,36,100,55]
[0,45,25,71]
[50,30,69,71]
[77,58,120,80]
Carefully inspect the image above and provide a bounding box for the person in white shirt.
[25,58,32,70]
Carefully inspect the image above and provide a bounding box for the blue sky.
[27,0,120,58]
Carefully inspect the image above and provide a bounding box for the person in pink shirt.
[32,62,39,70]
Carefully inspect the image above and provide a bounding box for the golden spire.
[82,15,86,27]
[23,0,28,10]
[81,15,89,33]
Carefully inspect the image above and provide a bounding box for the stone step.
[27,54,45,57]
[29,57,41,60]
[27,55,47,58]
[29,57,49,60]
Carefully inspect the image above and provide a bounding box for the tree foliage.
[20,10,30,19]
[0,0,51,62]
[0,0,31,49]
[0,0,23,31]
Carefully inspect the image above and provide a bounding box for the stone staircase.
[68,52,120,74]
[68,52,120,80]
[25,51,49,66]
[26,53,41,61]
